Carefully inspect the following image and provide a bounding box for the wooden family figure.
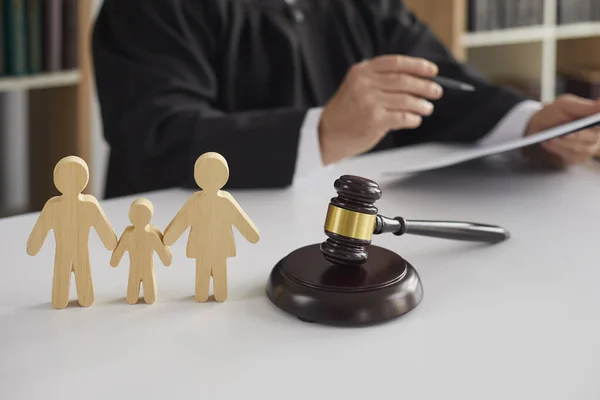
[110,198,172,304]
[26,156,118,309]
[163,152,260,302]
[26,152,259,308]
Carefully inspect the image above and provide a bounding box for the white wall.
[0,92,28,213]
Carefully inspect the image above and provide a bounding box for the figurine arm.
[86,195,118,251]
[151,227,172,266]
[163,198,193,246]
[110,229,131,267]
[26,199,57,256]
[224,193,260,244]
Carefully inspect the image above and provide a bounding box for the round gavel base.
[266,244,424,326]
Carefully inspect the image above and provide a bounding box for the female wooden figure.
[163,152,260,302]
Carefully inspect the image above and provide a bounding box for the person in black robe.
[91,0,600,199]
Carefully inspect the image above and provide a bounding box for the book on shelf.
[26,0,42,74]
[0,0,5,76]
[467,0,600,31]
[557,0,600,24]
[43,0,62,72]
[557,0,570,25]
[468,0,489,32]
[1,0,78,79]
[61,0,77,69]
[594,1,600,21]
[468,0,544,32]
[4,0,28,76]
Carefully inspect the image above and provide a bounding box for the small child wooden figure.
[110,199,172,304]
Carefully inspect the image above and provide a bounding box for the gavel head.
[320,175,382,265]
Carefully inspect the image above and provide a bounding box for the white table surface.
[1,149,599,400]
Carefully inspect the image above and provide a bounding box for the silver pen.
[431,76,476,92]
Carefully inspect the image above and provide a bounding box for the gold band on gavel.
[324,204,377,241]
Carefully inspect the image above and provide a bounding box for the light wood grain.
[404,0,466,61]
[29,86,79,211]
[0,71,81,92]
[27,3,93,213]
[557,37,600,77]
[163,152,260,302]
[110,198,172,304]
[26,156,117,309]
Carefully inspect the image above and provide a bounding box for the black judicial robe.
[92,0,526,199]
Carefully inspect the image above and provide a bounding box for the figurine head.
[129,198,154,227]
[53,156,89,196]
[194,152,229,192]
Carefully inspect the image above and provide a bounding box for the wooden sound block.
[266,244,423,326]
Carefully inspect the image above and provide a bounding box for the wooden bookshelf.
[405,0,600,102]
[0,2,93,214]
[405,0,600,158]
[0,71,81,92]
[556,22,600,40]
[462,25,550,48]
[461,23,600,47]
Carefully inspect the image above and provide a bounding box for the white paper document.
[383,112,600,175]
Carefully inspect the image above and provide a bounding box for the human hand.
[523,95,600,168]
[318,55,443,165]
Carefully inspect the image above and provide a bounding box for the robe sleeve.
[92,0,308,197]
[366,0,529,147]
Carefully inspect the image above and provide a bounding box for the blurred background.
[0,0,599,219]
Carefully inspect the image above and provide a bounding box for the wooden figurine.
[110,198,172,304]
[26,156,117,309]
[163,152,260,302]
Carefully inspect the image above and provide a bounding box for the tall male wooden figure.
[110,198,172,304]
[163,152,260,302]
[26,156,118,309]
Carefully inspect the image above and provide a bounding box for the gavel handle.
[374,215,510,244]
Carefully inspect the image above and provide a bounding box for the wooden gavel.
[320,175,510,265]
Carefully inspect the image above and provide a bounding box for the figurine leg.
[212,261,228,303]
[52,255,72,309]
[74,254,94,307]
[195,259,211,303]
[126,271,141,305]
[142,270,157,304]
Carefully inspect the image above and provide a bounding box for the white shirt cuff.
[293,107,325,182]
[293,101,542,181]
[476,100,543,147]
